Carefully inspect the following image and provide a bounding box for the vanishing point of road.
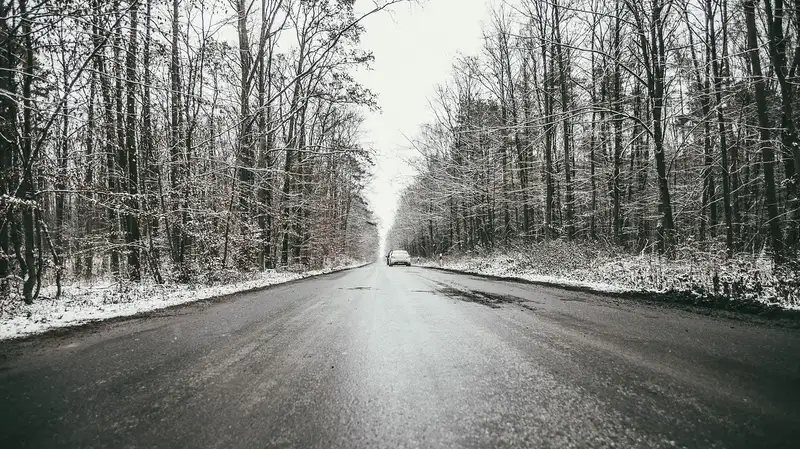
[1,264,799,448]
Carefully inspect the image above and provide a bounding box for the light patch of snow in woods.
[0,261,367,341]
[418,257,628,293]
[419,243,800,310]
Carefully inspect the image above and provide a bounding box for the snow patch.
[0,262,366,341]
[421,243,800,311]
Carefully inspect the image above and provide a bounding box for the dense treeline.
[0,0,394,304]
[388,0,800,264]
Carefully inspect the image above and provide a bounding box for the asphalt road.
[1,264,799,449]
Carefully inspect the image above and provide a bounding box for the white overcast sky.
[353,0,493,244]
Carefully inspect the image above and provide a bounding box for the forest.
[387,0,800,279]
[0,0,392,305]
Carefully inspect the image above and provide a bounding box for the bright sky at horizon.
[353,0,491,251]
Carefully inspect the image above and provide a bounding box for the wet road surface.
[1,264,799,448]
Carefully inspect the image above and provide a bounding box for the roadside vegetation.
[0,256,365,340]
[420,241,799,311]
[0,1,403,309]
[387,0,800,309]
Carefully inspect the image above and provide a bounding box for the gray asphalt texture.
[1,264,799,449]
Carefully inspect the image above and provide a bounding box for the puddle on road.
[435,287,524,309]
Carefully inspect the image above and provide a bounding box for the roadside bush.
[434,241,800,309]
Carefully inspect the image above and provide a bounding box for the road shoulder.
[420,265,800,328]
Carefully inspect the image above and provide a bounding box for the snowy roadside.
[0,261,367,341]
[416,246,800,312]
[417,258,628,294]
[420,260,629,294]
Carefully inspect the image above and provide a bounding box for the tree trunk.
[20,0,37,304]
[236,0,254,215]
[542,35,555,239]
[650,0,676,251]
[706,0,734,255]
[554,0,574,240]
[744,0,784,260]
[763,0,800,249]
[169,0,186,274]
[612,7,623,244]
[0,3,18,295]
[124,1,141,280]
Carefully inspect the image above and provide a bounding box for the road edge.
[420,265,800,326]
[0,262,372,345]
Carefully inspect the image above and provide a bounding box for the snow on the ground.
[419,247,800,310]
[0,262,366,341]
[418,259,628,294]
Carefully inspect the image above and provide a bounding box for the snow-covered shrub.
[430,241,800,309]
[200,267,246,287]
[1,259,367,339]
